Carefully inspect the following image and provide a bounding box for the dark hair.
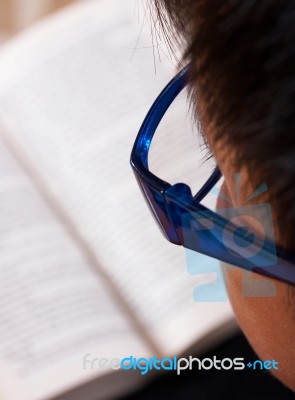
[153,0,295,253]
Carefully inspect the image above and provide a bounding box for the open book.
[0,1,237,399]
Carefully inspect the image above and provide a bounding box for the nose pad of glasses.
[165,182,193,201]
[164,183,194,244]
[133,172,181,244]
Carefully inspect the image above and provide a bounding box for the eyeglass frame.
[130,65,295,286]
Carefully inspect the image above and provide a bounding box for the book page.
[0,125,150,398]
[0,0,236,360]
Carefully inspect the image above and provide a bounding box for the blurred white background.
[0,0,77,42]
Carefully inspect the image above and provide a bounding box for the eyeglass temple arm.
[193,167,222,202]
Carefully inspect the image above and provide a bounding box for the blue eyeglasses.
[130,65,295,286]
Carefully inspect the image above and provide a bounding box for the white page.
[0,0,236,357]
[0,129,149,399]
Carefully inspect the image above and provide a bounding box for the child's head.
[153,0,295,391]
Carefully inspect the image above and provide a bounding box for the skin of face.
[214,148,295,391]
